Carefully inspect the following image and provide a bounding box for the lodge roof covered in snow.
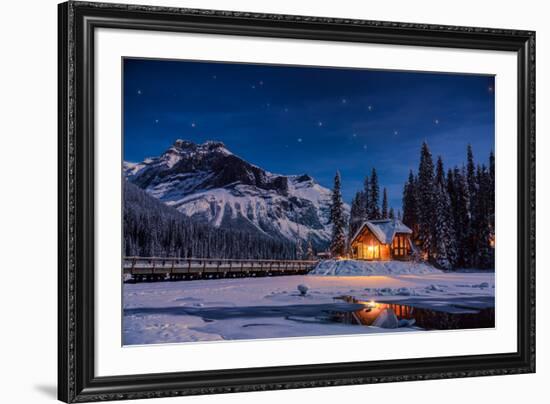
[350,219,412,245]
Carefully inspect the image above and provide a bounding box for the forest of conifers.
[343,143,494,269]
[125,142,494,270]
[123,182,298,260]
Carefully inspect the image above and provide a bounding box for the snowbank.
[309,259,441,276]
[124,271,494,344]
[372,308,399,329]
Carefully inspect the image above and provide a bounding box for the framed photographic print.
[58,1,535,402]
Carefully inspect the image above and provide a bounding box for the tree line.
[329,168,396,257]
[328,142,495,270]
[402,142,494,269]
[124,182,298,260]
[348,168,397,237]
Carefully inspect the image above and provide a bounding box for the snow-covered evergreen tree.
[449,166,471,267]
[400,144,498,270]
[382,188,389,219]
[466,144,477,202]
[295,226,304,259]
[349,193,359,228]
[488,151,495,252]
[362,175,370,220]
[432,157,457,269]
[306,239,315,260]
[296,239,303,259]
[416,142,436,260]
[402,170,418,236]
[368,168,381,219]
[389,207,395,220]
[329,171,346,257]
[349,191,366,238]
[465,144,478,261]
[473,164,493,268]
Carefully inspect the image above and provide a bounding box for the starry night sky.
[124,58,495,210]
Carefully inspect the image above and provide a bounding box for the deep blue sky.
[124,58,495,210]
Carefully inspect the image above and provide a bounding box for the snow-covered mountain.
[124,139,348,249]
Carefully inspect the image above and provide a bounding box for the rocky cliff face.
[125,139,348,249]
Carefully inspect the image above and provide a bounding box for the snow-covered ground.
[123,266,495,345]
[310,259,441,276]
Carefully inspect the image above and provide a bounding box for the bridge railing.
[123,257,319,281]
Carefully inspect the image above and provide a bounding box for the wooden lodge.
[350,219,413,261]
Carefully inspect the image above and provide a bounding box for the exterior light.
[366,300,377,308]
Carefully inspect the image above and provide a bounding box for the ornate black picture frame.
[58,1,535,402]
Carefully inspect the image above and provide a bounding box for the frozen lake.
[123,271,495,345]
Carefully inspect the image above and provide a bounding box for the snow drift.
[309,259,441,276]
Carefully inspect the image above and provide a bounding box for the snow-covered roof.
[350,219,412,245]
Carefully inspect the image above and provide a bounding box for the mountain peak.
[171,139,230,154]
[294,174,313,183]
[125,140,349,249]
[203,140,227,150]
[172,139,196,150]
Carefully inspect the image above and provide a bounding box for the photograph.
[122,58,496,345]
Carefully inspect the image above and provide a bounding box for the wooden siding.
[351,227,411,261]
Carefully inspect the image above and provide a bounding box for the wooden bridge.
[123,257,319,282]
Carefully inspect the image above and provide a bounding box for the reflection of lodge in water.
[349,219,413,261]
[339,296,495,330]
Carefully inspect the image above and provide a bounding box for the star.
[434,119,439,125]
[341,98,347,104]
[137,89,142,95]
[363,144,368,150]
[259,80,264,86]
[251,85,256,89]
[352,133,357,138]
[212,75,217,79]
[318,121,323,127]
[191,122,196,128]
[155,119,159,124]
[393,130,399,135]
[284,108,289,113]
[297,138,303,143]
[488,86,494,92]
[368,105,373,111]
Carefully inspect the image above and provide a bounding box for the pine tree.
[417,142,436,259]
[465,144,478,262]
[349,191,366,237]
[466,144,477,201]
[432,157,457,269]
[306,239,315,260]
[382,188,389,219]
[473,165,493,268]
[449,166,471,267]
[397,209,402,221]
[488,151,495,251]
[402,170,418,234]
[329,171,346,257]
[368,168,381,219]
[389,207,395,220]
[362,175,370,219]
[296,238,303,259]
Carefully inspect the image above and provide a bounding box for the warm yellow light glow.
[367,246,375,252]
[366,300,378,308]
